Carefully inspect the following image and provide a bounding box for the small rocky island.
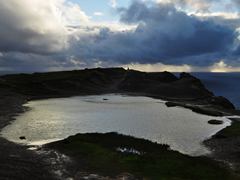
[0,68,240,179]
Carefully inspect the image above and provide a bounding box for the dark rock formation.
[209,96,235,109]
[208,120,224,125]
[19,136,26,140]
[0,69,214,100]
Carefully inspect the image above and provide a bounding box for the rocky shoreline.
[204,118,240,173]
[0,68,240,179]
[0,90,58,179]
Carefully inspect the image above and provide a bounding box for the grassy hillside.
[47,133,239,180]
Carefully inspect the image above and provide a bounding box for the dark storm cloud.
[233,0,240,6]
[70,1,236,66]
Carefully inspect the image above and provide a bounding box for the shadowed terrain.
[0,68,239,179]
[0,68,219,99]
[0,68,236,114]
[46,132,239,180]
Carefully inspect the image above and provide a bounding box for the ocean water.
[1,94,230,156]
[193,73,240,109]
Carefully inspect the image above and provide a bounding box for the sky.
[1,0,240,73]
[72,0,130,21]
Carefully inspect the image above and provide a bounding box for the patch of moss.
[213,119,240,138]
[46,132,238,180]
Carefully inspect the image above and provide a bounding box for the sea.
[192,73,240,109]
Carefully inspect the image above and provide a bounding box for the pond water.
[1,94,231,156]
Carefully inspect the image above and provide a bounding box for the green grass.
[214,120,240,138]
[47,132,239,180]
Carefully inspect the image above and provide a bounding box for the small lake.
[1,94,231,156]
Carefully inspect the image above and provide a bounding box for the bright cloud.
[94,12,104,16]
[210,60,240,72]
[109,0,117,8]
[0,0,90,54]
[122,63,192,72]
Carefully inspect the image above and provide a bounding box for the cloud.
[121,60,240,73]
[0,51,90,72]
[194,12,240,28]
[109,0,117,8]
[122,63,192,72]
[231,0,240,10]
[59,1,90,25]
[156,0,218,12]
[209,60,240,72]
[0,0,240,72]
[0,0,89,55]
[69,1,236,66]
[94,12,104,16]
[157,0,240,15]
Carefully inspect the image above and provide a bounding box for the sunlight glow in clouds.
[123,63,192,72]
[210,60,240,72]
[122,61,240,73]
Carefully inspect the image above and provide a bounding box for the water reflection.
[1,94,231,156]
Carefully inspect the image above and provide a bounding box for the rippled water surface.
[1,94,231,156]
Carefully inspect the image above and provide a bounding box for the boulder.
[19,136,26,140]
[208,120,224,125]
